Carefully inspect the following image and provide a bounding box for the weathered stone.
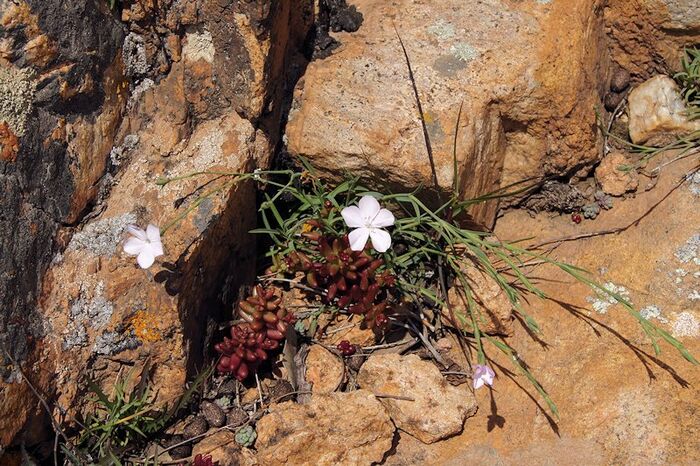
[595,152,639,196]
[610,69,631,93]
[305,344,344,393]
[256,390,394,465]
[287,0,610,227]
[441,252,514,336]
[226,407,249,428]
[628,75,700,145]
[357,353,477,444]
[200,400,226,428]
[191,430,255,466]
[183,416,209,440]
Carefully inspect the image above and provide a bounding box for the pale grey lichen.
[123,32,149,78]
[427,21,456,40]
[639,304,669,324]
[672,311,700,337]
[0,66,36,136]
[93,331,140,355]
[68,213,137,256]
[450,43,480,63]
[110,134,139,167]
[69,282,114,329]
[586,282,631,314]
[688,170,700,196]
[63,323,88,350]
[674,234,700,263]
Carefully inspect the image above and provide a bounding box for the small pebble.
[217,379,238,395]
[226,407,249,428]
[164,435,192,460]
[183,416,208,439]
[345,353,366,372]
[604,91,625,111]
[267,379,295,403]
[200,400,226,428]
[610,69,631,93]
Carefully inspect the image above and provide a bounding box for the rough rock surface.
[305,344,344,393]
[441,252,514,335]
[595,152,639,196]
[384,154,700,464]
[191,430,256,466]
[0,0,125,447]
[287,0,610,226]
[255,390,394,465]
[628,75,700,145]
[0,0,313,450]
[357,353,477,444]
[605,0,700,77]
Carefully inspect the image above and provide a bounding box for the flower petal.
[473,377,485,390]
[126,225,147,241]
[148,241,164,257]
[137,249,156,269]
[146,224,161,243]
[369,228,391,253]
[341,206,365,228]
[372,208,395,228]
[358,195,380,220]
[348,228,370,251]
[123,237,145,255]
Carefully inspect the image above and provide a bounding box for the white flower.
[472,364,495,389]
[341,195,395,252]
[123,224,164,269]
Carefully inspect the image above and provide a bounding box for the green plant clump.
[675,47,700,120]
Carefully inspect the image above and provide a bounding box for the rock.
[305,345,345,393]
[604,91,625,112]
[595,152,639,196]
[266,379,295,403]
[610,69,631,93]
[319,314,377,347]
[226,408,249,428]
[441,252,513,335]
[255,390,394,465]
[357,354,477,444]
[183,416,209,440]
[200,401,226,428]
[163,435,191,460]
[191,430,253,466]
[627,75,700,145]
[286,0,610,227]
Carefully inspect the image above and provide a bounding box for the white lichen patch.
[427,20,456,40]
[674,233,700,264]
[93,331,139,355]
[450,43,480,63]
[586,282,631,314]
[671,311,700,338]
[68,213,137,256]
[688,170,700,196]
[183,29,215,63]
[639,304,669,324]
[0,65,36,136]
[69,282,114,330]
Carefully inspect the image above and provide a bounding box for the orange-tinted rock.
[286,0,610,227]
[256,390,394,465]
[0,121,18,161]
[595,152,639,196]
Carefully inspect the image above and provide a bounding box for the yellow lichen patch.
[129,310,162,343]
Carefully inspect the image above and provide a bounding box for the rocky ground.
[1,0,699,464]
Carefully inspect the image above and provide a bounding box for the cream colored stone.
[595,152,639,196]
[357,354,477,444]
[627,75,700,145]
[255,390,394,465]
[305,344,344,394]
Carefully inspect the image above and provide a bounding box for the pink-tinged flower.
[472,364,495,389]
[341,195,395,252]
[123,224,163,269]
